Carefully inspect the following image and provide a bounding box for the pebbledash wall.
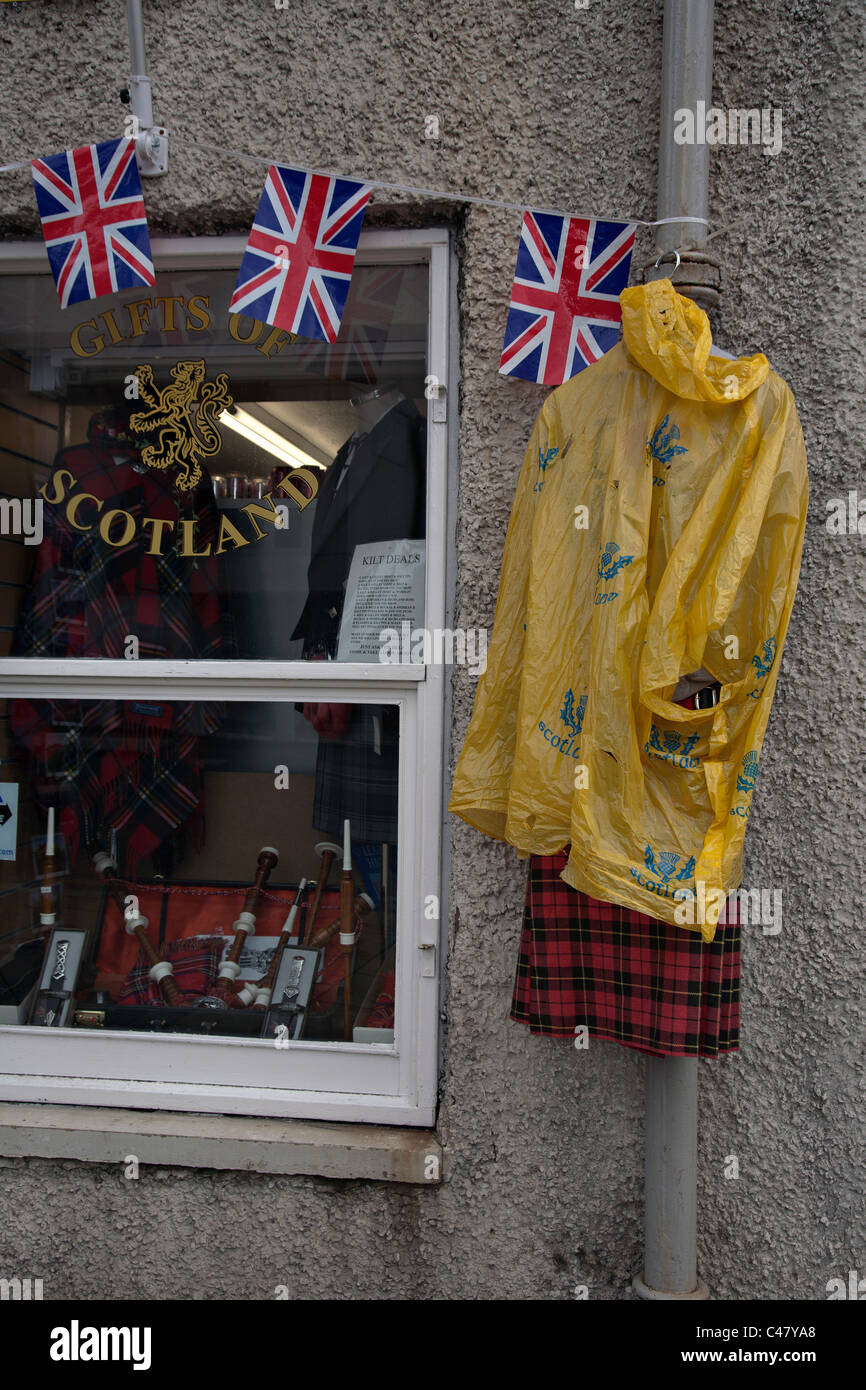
[0,0,862,1301]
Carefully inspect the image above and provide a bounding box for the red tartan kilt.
[511,850,741,1058]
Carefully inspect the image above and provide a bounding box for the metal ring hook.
[652,249,681,273]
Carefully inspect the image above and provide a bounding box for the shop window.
[0,261,428,662]
[5,695,400,1044]
[0,232,450,1126]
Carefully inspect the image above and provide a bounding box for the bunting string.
[0,134,709,231]
[185,137,709,230]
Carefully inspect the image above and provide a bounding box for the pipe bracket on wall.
[128,120,169,178]
[128,78,168,177]
[125,0,168,177]
[642,249,723,312]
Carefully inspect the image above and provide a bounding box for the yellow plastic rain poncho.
[450,279,808,941]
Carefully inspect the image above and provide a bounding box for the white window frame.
[0,228,451,1127]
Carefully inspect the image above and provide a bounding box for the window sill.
[0,1103,442,1184]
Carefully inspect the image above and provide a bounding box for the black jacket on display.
[291,397,427,654]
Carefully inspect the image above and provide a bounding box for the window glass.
[0,265,428,661]
[0,697,399,1045]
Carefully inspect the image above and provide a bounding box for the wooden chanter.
[251,877,307,1011]
[213,846,280,1007]
[93,850,183,1007]
[301,841,341,945]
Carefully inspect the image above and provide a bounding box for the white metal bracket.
[135,123,169,179]
[124,75,168,177]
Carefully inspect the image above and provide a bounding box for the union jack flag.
[292,265,404,384]
[31,137,155,308]
[499,213,636,385]
[230,165,371,340]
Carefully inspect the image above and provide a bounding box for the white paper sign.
[337,539,426,663]
[218,936,281,978]
[0,783,19,861]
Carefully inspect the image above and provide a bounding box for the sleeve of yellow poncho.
[449,396,560,839]
[642,377,809,710]
[690,380,808,701]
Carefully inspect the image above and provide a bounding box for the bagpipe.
[198,845,280,1009]
[93,823,368,1034]
[93,849,184,1007]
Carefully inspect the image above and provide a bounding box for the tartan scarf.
[11,439,236,876]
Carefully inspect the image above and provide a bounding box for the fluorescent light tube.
[219,407,326,471]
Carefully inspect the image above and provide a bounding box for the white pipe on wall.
[125,0,167,176]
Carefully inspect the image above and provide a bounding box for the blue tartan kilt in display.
[511,849,741,1059]
[312,704,399,844]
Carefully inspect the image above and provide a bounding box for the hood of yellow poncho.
[620,278,770,403]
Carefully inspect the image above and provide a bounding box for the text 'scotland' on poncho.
[449,279,809,941]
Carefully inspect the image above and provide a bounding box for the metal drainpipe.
[633,0,716,1303]
[125,0,168,177]
[645,0,720,310]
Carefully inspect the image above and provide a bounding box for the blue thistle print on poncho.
[677,855,696,881]
[644,846,696,882]
[752,637,777,679]
[560,689,587,737]
[646,727,700,762]
[656,850,680,880]
[534,444,559,493]
[737,751,760,795]
[647,414,688,464]
[597,540,634,583]
[648,725,666,755]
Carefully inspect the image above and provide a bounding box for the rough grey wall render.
[0,0,862,1300]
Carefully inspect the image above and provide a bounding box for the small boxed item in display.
[30,929,88,1028]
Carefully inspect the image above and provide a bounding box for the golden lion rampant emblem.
[130,360,234,492]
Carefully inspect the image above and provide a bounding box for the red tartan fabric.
[364,970,395,1029]
[119,935,224,1006]
[511,850,740,1058]
[10,435,234,876]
